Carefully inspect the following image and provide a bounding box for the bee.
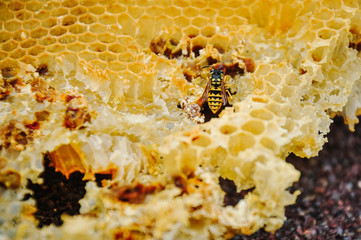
[197,63,231,115]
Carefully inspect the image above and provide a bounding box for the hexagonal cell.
[265,72,282,85]
[89,23,107,34]
[173,0,190,8]
[34,10,50,20]
[200,26,216,38]
[0,51,7,61]
[47,44,66,53]
[0,9,15,21]
[0,31,12,44]
[13,30,28,41]
[234,7,251,20]
[226,16,246,26]
[183,26,200,38]
[70,6,87,16]
[191,36,207,57]
[41,17,57,28]
[62,0,78,8]
[88,42,107,53]
[97,33,116,44]
[99,15,117,25]
[218,7,234,18]
[108,25,123,35]
[89,6,105,15]
[4,20,22,32]
[260,137,277,152]
[20,55,37,65]
[28,45,45,56]
[315,8,334,20]
[191,16,208,28]
[118,52,136,62]
[10,48,26,59]
[215,16,227,26]
[241,119,265,135]
[8,1,25,11]
[127,6,144,19]
[105,3,126,14]
[108,43,127,53]
[250,108,274,120]
[99,52,117,62]
[62,15,77,26]
[154,16,173,33]
[127,62,144,74]
[43,1,60,10]
[15,10,32,21]
[108,62,127,72]
[182,7,200,18]
[89,59,107,70]
[1,40,18,52]
[174,16,190,29]
[69,24,87,34]
[25,1,43,12]
[135,15,154,44]
[81,0,98,7]
[66,42,86,52]
[22,19,40,30]
[30,28,48,39]
[51,8,68,17]
[20,39,37,49]
[58,34,77,44]
[326,19,344,30]
[39,36,57,46]
[210,35,229,53]
[50,27,67,37]
[229,132,255,156]
[78,33,97,43]
[219,124,238,135]
[78,51,97,62]
[79,13,97,24]
[311,46,328,62]
[285,73,301,86]
[117,14,136,36]
[146,6,164,17]
[164,6,181,17]
[199,8,217,18]
[208,1,224,9]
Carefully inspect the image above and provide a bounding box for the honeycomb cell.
[67,42,86,52]
[146,6,164,17]
[285,74,301,86]
[165,6,181,17]
[183,26,200,38]
[311,46,328,62]
[281,86,295,98]
[20,39,37,49]
[118,14,136,36]
[0,51,7,61]
[174,16,191,29]
[219,124,238,135]
[50,27,67,37]
[81,0,97,7]
[250,109,274,120]
[0,9,14,21]
[28,46,45,56]
[62,0,78,8]
[43,1,60,10]
[260,137,278,152]
[10,49,26,59]
[108,43,127,53]
[40,36,56,46]
[108,62,127,72]
[190,134,211,147]
[208,1,225,9]
[118,52,136,62]
[326,19,344,30]
[234,7,251,20]
[215,17,227,26]
[210,35,229,53]
[79,51,97,62]
[108,25,123,35]
[79,14,97,24]
[15,10,32,21]
[70,6,88,16]
[218,7,234,18]
[41,17,57,28]
[200,8,217,18]
[34,10,51,20]
[4,20,22,32]
[241,120,265,135]
[317,29,336,40]
[154,16,173,33]
[200,26,216,37]
[255,64,272,77]
[78,33,97,43]
[89,6,105,15]
[97,33,116,44]
[90,24,108,34]
[229,132,256,156]
[58,35,77,44]
[22,19,41,30]
[1,41,18,52]
[25,1,43,12]
[99,52,117,62]
[191,17,208,28]
[8,1,24,11]
[89,43,107,52]
[127,63,144,74]
[99,15,117,25]
[174,0,190,8]
[51,8,68,17]
[265,72,282,85]
[127,6,144,19]
[227,16,246,26]
[30,28,48,39]
[47,44,66,53]
[69,24,87,34]
[182,7,200,18]
[62,15,77,26]
[106,3,126,14]
[136,16,154,43]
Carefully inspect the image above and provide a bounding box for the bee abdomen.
[208,89,223,114]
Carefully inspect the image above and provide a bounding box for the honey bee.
[197,63,231,115]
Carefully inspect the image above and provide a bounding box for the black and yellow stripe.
[207,71,224,114]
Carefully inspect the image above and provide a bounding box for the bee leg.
[226,89,233,100]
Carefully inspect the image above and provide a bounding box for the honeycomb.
[1,0,361,239]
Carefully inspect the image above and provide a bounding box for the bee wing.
[196,80,211,107]
[221,76,228,106]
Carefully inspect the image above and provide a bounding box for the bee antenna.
[202,65,212,69]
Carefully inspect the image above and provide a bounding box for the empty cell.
[2,41,18,52]
[165,6,181,17]
[190,134,211,147]
[317,29,336,40]
[25,1,42,12]
[0,9,14,21]
[47,44,66,53]
[219,124,238,135]
[51,8,68,17]
[241,119,265,135]
[106,3,126,14]
[8,1,25,11]
[281,86,295,98]
[285,73,301,86]
[260,137,277,151]
[174,16,190,28]
[43,1,60,10]
[20,39,37,48]
[81,0,97,6]
[41,17,57,28]
[34,10,50,20]
[4,20,22,32]
[315,8,333,20]
[90,23,106,33]
[229,132,255,156]
[191,17,208,28]
[208,0,224,9]
[118,52,135,62]
[70,6,87,16]
[183,26,199,38]
[39,36,56,46]
[218,7,234,17]
[88,43,107,52]
[99,15,117,25]
[127,6,144,19]
[227,16,246,26]
[326,19,344,30]
[78,33,97,43]
[146,6,164,17]
[108,43,127,53]
[22,19,40,30]
[174,0,190,8]
[21,55,37,65]
[28,46,45,56]
[98,33,116,43]
[50,27,67,36]
[13,30,28,41]
[108,62,127,72]
[311,46,328,62]
[62,15,77,26]
[250,108,274,120]
[127,63,144,74]
[30,28,48,38]
[15,10,32,21]
[89,6,105,15]
[10,49,26,59]
[182,7,200,18]
[67,42,86,52]
[69,24,87,34]
[99,52,117,62]
[62,0,78,8]
[58,35,77,44]
[265,72,282,85]
[201,26,216,37]
[200,8,217,17]
[79,14,97,24]
[118,14,136,36]
[79,51,97,61]
[215,16,226,26]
